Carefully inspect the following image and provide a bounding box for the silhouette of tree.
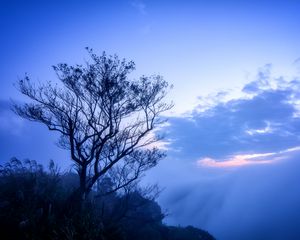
[13,48,173,200]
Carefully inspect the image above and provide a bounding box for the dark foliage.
[167,226,216,240]
[0,158,215,240]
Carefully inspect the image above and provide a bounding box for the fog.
[146,73,300,239]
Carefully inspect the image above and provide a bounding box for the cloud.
[147,70,300,239]
[198,153,275,168]
[197,146,300,168]
[163,76,300,162]
[131,1,147,15]
[156,148,300,240]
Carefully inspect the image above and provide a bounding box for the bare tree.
[13,48,173,200]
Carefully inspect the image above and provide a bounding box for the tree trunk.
[79,165,87,201]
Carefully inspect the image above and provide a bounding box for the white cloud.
[245,121,273,136]
[198,154,275,168]
[197,146,300,168]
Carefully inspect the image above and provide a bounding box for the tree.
[13,48,173,200]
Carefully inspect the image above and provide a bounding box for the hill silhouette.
[0,158,215,240]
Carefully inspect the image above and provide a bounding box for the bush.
[0,158,215,240]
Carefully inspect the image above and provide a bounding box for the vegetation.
[3,50,216,239]
[0,158,216,240]
[13,49,173,200]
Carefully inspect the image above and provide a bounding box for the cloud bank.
[165,69,300,162]
[150,69,300,239]
[156,150,300,240]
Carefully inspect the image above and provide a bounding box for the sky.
[1,1,300,239]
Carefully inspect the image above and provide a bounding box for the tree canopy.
[13,48,173,198]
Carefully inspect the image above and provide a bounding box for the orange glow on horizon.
[197,152,276,168]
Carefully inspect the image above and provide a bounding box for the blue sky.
[1,1,300,239]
